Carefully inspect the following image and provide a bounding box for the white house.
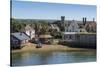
[25,25,35,40]
[62,20,81,40]
[62,20,96,48]
[66,20,80,32]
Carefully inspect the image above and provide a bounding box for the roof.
[11,32,30,40]
[85,22,96,28]
[65,20,80,32]
[39,35,52,38]
[63,32,77,34]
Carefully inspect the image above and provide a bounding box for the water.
[11,51,96,66]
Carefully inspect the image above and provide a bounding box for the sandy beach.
[11,43,96,53]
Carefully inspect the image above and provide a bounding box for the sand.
[11,43,96,53]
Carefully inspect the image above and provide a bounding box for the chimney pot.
[93,18,95,22]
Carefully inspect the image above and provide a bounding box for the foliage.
[11,18,63,39]
[11,18,26,32]
[11,18,51,34]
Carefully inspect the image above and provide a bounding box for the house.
[62,32,96,48]
[62,20,84,40]
[81,17,96,33]
[39,34,52,44]
[11,32,30,49]
[60,17,96,48]
[25,24,35,40]
[61,17,89,41]
[85,21,96,32]
[66,20,80,32]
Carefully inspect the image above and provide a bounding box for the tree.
[10,18,26,33]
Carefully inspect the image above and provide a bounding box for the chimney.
[83,17,84,23]
[83,17,86,25]
[85,17,87,23]
[61,16,65,23]
[93,18,95,22]
[61,16,65,32]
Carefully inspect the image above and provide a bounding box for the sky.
[11,0,97,21]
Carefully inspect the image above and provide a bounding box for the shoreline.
[11,43,96,53]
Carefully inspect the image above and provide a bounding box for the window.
[69,35,72,39]
[76,35,80,39]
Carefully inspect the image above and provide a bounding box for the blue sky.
[12,0,96,21]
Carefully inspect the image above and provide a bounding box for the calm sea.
[11,50,96,66]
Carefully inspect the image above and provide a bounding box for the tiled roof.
[85,22,96,29]
[11,32,30,40]
[39,35,52,38]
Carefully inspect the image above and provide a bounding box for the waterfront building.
[25,24,35,40]
[85,21,96,33]
[61,16,96,48]
[39,34,52,44]
[11,32,30,49]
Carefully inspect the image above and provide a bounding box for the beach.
[11,43,96,53]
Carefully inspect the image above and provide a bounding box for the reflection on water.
[11,51,96,66]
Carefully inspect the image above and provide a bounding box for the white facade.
[25,25,35,39]
[62,32,76,40]
[68,22,79,32]
[63,20,80,40]
[62,20,95,43]
[25,30,35,39]
[63,32,96,44]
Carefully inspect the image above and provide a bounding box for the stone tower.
[83,17,87,25]
[61,16,65,31]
